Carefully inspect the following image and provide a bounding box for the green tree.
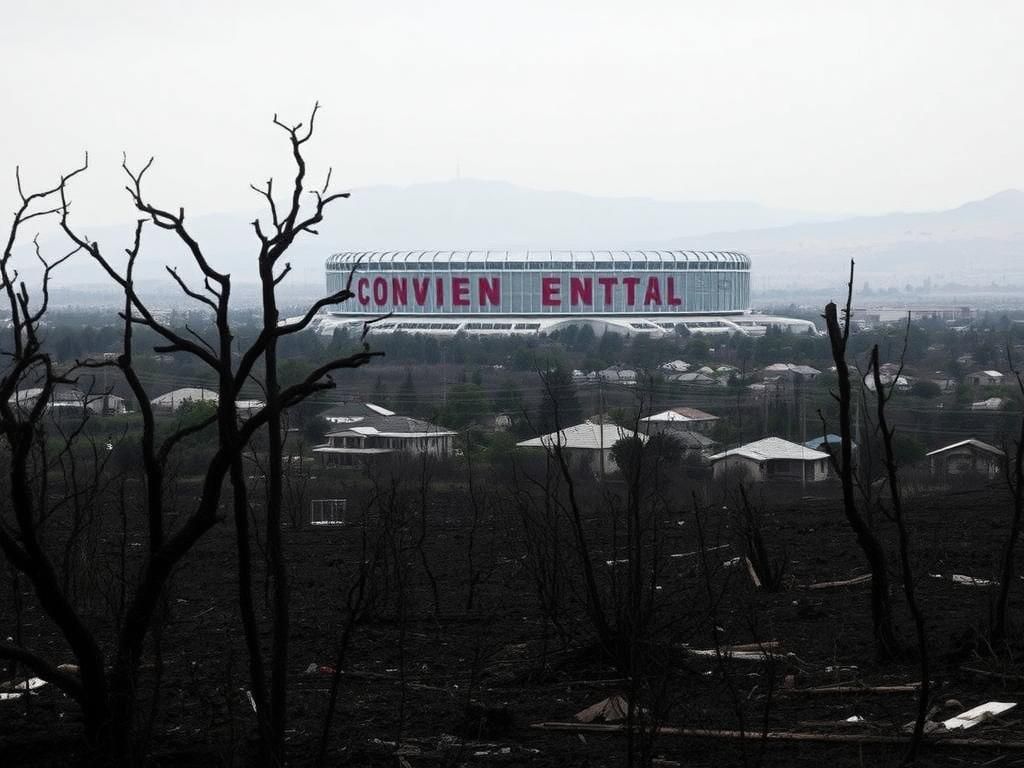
[538,367,583,430]
[441,383,490,428]
[398,367,418,414]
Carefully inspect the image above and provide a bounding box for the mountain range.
[18,180,1024,304]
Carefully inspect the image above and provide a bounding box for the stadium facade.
[311,250,815,337]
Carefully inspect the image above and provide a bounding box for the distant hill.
[17,181,1024,304]
[663,190,1024,291]
[25,179,831,293]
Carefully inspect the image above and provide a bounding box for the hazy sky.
[2,0,1022,226]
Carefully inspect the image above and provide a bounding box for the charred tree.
[0,107,380,764]
[870,344,928,763]
[822,261,900,662]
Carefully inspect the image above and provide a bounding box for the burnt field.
[3,469,1024,767]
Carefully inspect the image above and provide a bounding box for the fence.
[310,498,348,526]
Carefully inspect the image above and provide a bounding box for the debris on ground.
[575,695,630,723]
[943,701,1016,730]
[950,574,998,587]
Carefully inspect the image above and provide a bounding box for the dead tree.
[822,261,900,662]
[870,343,929,763]
[0,107,380,763]
[992,360,1024,642]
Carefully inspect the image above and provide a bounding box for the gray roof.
[710,437,829,463]
[326,415,455,438]
[517,421,646,451]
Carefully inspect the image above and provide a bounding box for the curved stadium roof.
[326,250,751,269]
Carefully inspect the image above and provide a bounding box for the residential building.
[151,387,218,411]
[971,397,1008,411]
[926,439,1004,479]
[966,370,1005,387]
[516,421,646,474]
[639,407,719,435]
[709,437,830,484]
[314,414,456,467]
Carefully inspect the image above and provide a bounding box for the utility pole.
[598,378,606,479]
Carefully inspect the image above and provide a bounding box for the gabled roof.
[975,370,1004,378]
[763,363,821,376]
[709,437,829,463]
[672,372,717,383]
[640,407,718,423]
[805,434,858,451]
[516,421,646,451]
[326,415,455,438]
[926,439,1005,458]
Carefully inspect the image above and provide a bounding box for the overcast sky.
[2,0,1022,226]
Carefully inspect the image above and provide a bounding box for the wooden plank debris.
[806,574,871,590]
[529,722,1024,748]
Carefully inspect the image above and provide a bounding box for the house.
[967,370,1005,387]
[762,363,821,381]
[864,373,912,392]
[659,360,690,374]
[709,437,830,484]
[971,397,1008,411]
[639,407,719,435]
[151,387,219,411]
[313,415,457,467]
[597,367,638,385]
[516,421,647,474]
[927,439,1004,479]
[669,372,718,387]
[10,386,127,416]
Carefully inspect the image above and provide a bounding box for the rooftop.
[926,439,1005,458]
[326,415,455,438]
[640,407,718,423]
[709,437,829,463]
[517,421,646,451]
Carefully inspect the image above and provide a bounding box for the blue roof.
[805,434,858,451]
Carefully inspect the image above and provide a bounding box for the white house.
[516,421,647,474]
[151,387,219,411]
[966,370,1005,387]
[10,386,127,416]
[763,363,821,381]
[639,407,719,435]
[313,415,456,467]
[709,437,830,484]
[927,439,1004,479]
[971,397,1008,411]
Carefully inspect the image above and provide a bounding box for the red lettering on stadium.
[358,274,688,310]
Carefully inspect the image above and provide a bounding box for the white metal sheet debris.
[951,574,998,587]
[942,701,1016,730]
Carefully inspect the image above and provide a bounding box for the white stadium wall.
[313,250,816,337]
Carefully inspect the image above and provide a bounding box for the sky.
[2,0,1022,227]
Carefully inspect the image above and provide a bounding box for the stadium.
[312,250,816,337]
